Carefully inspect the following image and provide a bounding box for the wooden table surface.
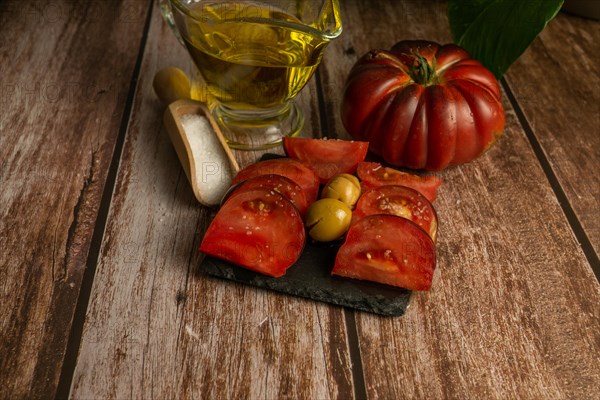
[2,1,599,399]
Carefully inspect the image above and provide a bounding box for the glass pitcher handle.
[158,0,185,47]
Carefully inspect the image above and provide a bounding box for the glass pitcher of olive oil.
[160,0,342,150]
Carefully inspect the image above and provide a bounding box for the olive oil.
[179,1,326,111]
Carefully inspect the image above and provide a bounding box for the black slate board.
[201,241,412,316]
[200,153,412,316]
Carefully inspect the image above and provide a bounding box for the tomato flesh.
[283,137,369,183]
[357,162,442,202]
[332,215,436,291]
[232,158,320,202]
[226,174,309,218]
[353,185,438,241]
[200,189,305,277]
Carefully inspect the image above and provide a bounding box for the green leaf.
[448,0,563,79]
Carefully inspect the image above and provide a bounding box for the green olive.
[305,198,352,242]
[320,173,362,208]
[153,67,191,105]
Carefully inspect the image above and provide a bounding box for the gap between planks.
[501,78,600,281]
[54,17,370,400]
[316,66,367,400]
[54,1,155,398]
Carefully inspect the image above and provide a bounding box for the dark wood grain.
[3,0,599,398]
[68,4,355,399]
[319,1,600,398]
[504,13,600,258]
[0,1,149,398]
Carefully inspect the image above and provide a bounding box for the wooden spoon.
[163,99,240,206]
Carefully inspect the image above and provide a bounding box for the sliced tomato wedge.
[283,137,369,183]
[200,188,305,277]
[225,174,309,218]
[352,185,438,241]
[357,162,442,202]
[332,214,436,291]
[232,158,320,202]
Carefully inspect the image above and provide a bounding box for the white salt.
[180,114,234,205]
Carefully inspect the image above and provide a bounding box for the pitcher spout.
[311,0,343,41]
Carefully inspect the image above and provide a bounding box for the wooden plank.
[504,12,600,256]
[69,4,354,399]
[319,1,600,398]
[0,1,149,398]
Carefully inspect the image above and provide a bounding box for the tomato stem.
[405,51,437,86]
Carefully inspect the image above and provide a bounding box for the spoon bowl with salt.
[163,99,240,206]
[153,67,240,206]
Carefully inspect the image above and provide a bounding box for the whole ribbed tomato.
[341,40,505,171]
